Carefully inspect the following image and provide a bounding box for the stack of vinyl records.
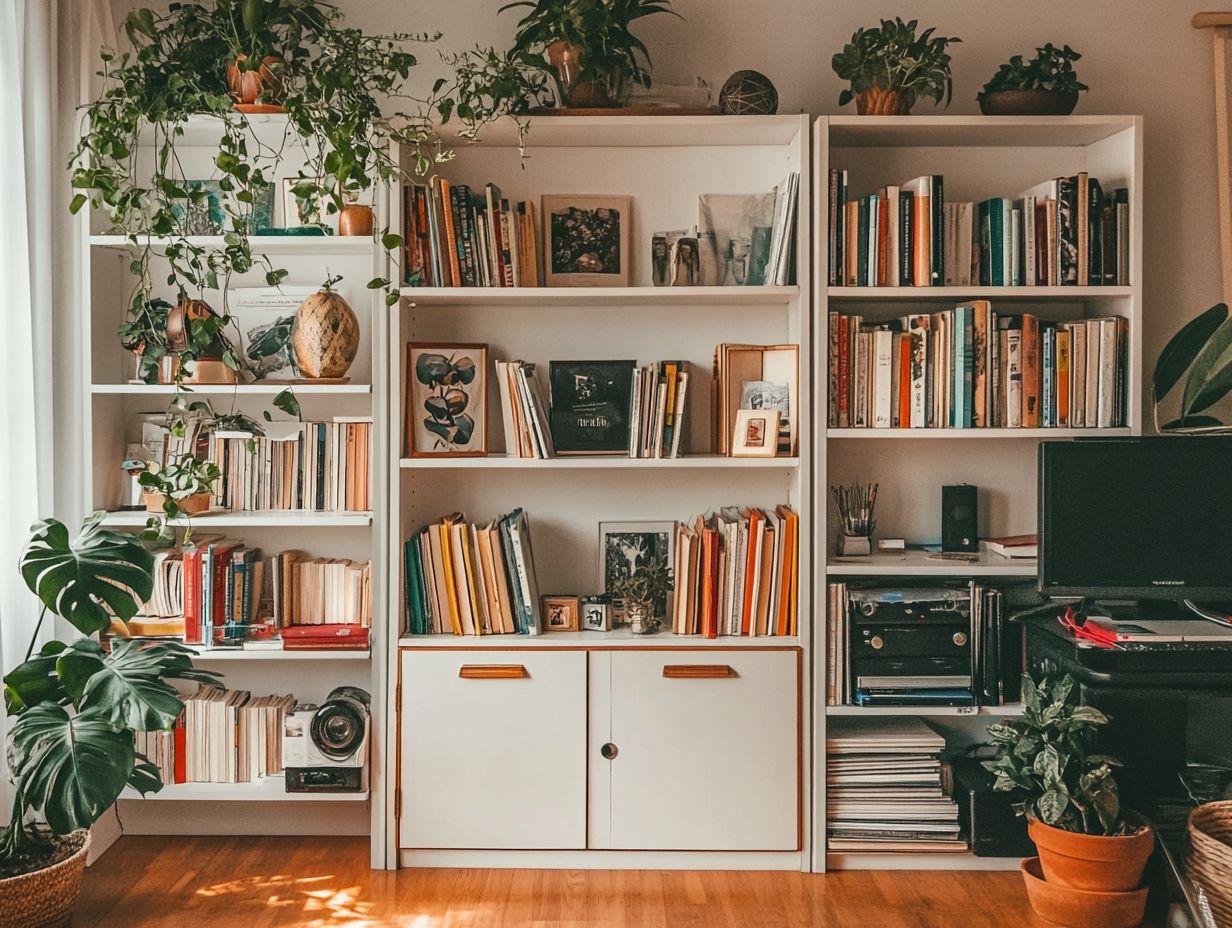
[826,717,966,853]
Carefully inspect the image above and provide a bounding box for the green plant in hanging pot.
[499,0,681,109]
[979,44,1088,116]
[0,514,219,924]
[832,18,960,115]
[1152,302,1232,432]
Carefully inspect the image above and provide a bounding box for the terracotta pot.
[0,830,90,928]
[144,491,213,516]
[546,41,625,108]
[1021,857,1147,928]
[165,357,238,386]
[1029,818,1154,892]
[979,88,1079,116]
[338,204,375,237]
[226,55,285,110]
[855,87,915,115]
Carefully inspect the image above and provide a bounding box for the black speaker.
[942,484,978,551]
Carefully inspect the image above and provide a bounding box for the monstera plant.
[1153,302,1232,432]
[2,514,218,908]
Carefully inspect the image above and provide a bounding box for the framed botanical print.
[598,520,676,621]
[542,195,631,287]
[406,343,488,457]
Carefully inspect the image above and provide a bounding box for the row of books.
[404,509,543,636]
[121,540,371,650]
[181,688,296,784]
[141,415,373,512]
[403,179,540,288]
[826,717,965,853]
[826,170,1130,287]
[827,306,1129,429]
[671,506,799,637]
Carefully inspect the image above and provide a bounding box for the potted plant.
[139,453,222,536]
[117,297,173,384]
[1152,302,1232,432]
[1,514,219,927]
[984,674,1153,926]
[610,560,673,634]
[498,0,681,108]
[832,18,960,115]
[978,43,1088,116]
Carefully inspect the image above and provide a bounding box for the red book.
[283,638,370,651]
[173,711,186,784]
[281,624,369,640]
[210,543,237,640]
[741,510,765,637]
[876,193,890,286]
[182,545,202,645]
[898,332,911,428]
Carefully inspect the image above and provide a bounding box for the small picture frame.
[406,343,489,457]
[282,177,328,228]
[542,194,631,287]
[541,595,581,632]
[731,408,780,457]
[581,595,612,631]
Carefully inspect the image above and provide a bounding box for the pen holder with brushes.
[832,481,878,557]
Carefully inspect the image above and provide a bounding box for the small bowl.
[1020,857,1148,928]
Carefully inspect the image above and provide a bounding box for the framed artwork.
[598,520,676,621]
[174,179,275,235]
[581,595,611,631]
[542,194,631,287]
[731,408,779,457]
[406,343,488,457]
[698,192,776,286]
[541,595,580,632]
[282,177,328,228]
[230,286,318,380]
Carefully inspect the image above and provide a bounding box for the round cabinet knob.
[953,631,969,647]
[600,742,618,760]
[870,635,884,650]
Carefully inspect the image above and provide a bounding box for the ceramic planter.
[546,41,626,108]
[0,830,90,928]
[1028,818,1154,892]
[144,491,212,516]
[978,88,1079,116]
[856,87,915,115]
[1021,857,1148,928]
[227,55,285,112]
[339,204,375,237]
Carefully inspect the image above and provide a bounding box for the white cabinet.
[398,649,587,849]
[589,650,799,851]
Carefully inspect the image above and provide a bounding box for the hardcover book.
[548,360,635,454]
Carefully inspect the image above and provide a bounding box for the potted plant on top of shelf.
[1152,302,1232,433]
[499,0,682,109]
[831,18,961,116]
[984,674,1154,928]
[978,43,1089,116]
[0,514,219,928]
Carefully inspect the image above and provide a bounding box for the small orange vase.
[855,87,915,115]
[339,204,375,237]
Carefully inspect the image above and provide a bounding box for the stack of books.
[403,508,543,636]
[671,505,800,637]
[494,360,553,458]
[403,179,540,288]
[272,550,372,650]
[176,688,297,784]
[827,169,1130,287]
[827,306,1128,429]
[629,361,690,458]
[826,717,965,853]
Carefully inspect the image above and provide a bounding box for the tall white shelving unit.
[80,115,392,866]
[812,115,1143,871]
[386,115,813,870]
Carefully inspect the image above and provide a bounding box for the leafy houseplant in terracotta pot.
[985,674,1153,927]
[610,560,673,634]
[0,515,218,928]
[139,453,222,544]
[832,18,960,115]
[978,43,1088,116]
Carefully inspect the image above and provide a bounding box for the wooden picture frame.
[731,408,780,457]
[406,343,489,457]
[541,594,581,632]
[542,194,631,287]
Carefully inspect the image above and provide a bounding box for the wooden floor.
[75,836,1050,928]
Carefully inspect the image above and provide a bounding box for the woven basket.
[0,830,90,928]
[1189,802,1232,928]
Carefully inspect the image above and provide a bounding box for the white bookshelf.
[79,113,390,860]
[812,115,1143,872]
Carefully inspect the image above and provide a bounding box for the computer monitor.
[1038,437,1232,601]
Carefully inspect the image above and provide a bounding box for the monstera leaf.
[70,638,219,730]
[20,512,154,635]
[7,704,136,835]
[3,640,69,714]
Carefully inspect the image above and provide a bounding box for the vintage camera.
[283,686,370,793]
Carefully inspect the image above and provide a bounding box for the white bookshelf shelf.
[120,779,369,802]
[399,455,799,470]
[825,703,1024,717]
[89,234,375,256]
[190,649,371,662]
[91,383,372,395]
[826,428,1131,440]
[825,551,1036,577]
[399,631,801,649]
[100,510,373,528]
[438,113,807,149]
[826,114,1137,149]
[403,286,799,308]
[828,286,1131,301]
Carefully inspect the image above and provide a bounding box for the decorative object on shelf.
[832,18,960,115]
[138,452,222,542]
[740,379,791,454]
[978,44,1087,116]
[541,594,581,631]
[581,594,612,631]
[0,514,218,921]
[117,296,172,384]
[283,686,371,793]
[173,178,276,236]
[500,0,681,109]
[338,201,375,237]
[164,296,240,385]
[610,559,672,634]
[698,192,776,286]
[1152,302,1232,433]
[542,194,632,286]
[984,674,1155,925]
[233,285,317,380]
[832,481,877,557]
[292,277,360,380]
[120,457,148,510]
[718,70,778,115]
[651,228,695,286]
[599,520,676,624]
[407,343,489,456]
[730,409,779,458]
[941,483,979,553]
[548,360,636,454]
[282,177,329,230]
[716,343,799,456]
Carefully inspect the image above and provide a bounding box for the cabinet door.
[399,649,587,849]
[590,650,799,851]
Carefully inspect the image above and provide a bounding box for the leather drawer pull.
[662,664,737,679]
[458,664,528,679]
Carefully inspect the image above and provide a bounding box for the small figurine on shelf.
[832,480,878,557]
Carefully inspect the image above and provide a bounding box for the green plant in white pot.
[0,514,219,927]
